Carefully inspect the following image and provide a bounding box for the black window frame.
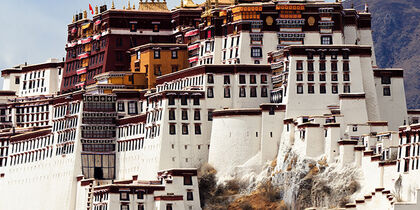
[239,87,246,97]
[239,75,246,84]
[383,86,391,96]
[195,124,201,135]
[171,50,178,59]
[118,102,125,112]
[154,50,160,59]
[251,47,262,58]
[187,191,194,201]
[297,85,303,94]
[120,192,129,201]
[169,124,176,135]
[250,87,257,97]
[184,175,193,185]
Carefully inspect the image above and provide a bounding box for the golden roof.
[199,0,234,7]
[139,0,169,11]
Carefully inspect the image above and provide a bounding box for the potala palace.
[0,0,419,209]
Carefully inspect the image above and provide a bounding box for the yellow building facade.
[130,43,189,89]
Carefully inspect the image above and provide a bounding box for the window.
[308,85,314,94]
[261,87,268,97]
[308,74,314,81]
[120,192,129,201]
[194,110,200,120]
[169,110,175,120]
[261,75,267,84]
[224,75,230,84]
[307,62,314,72]
[137,191,145,199]
[331,62,337,71]
[206,42,212,52]
[207,74,214,84]
[121,205,129,210]
[332,85,338,94]
[297,85,303,94]
[171,65,178,73]
[254,60,260,64]
[171,50,178,59]
[169,124,176,135]
[320,52,326,60]
[381,76,391,84]
[251,47,262,57]
[296,61,303,70]
[250,87,257,97]
[207,87,214,98]
[343,51,349,59]
[168,96,175,105]
[319,85,327,94]
[331,74,338,81]
[195,124,201,135]
[181,96,188,105]
[208,111,213,121]
[296,74,303,81]
[239,75,246,84]
[331,53,337,60]
[15,77,20,84]
[118,102,125,112]
[154,50,160,59]
[182,110,188,120]
[128,102,138,114]
[319,74,326,81]
[224,87,231,98]
[138,204,144,210]
[184,175,193,185]
[166,204,173,210]
[343,73,350,81]
[319,62,326,71]
[187,191,194,200]
[307,52,314,60]
[193,96,200,105]
[383,87,391,96]
[250,75,256,84]
[344,84,351,93]
[153,24,160,32]
[343,62,350,72]
[154,65,161,76]
[182,124,189,135]
[239,87,246,97]
[321,36,332,45]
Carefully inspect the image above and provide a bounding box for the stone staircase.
[345,187,394,209]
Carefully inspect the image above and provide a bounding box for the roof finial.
[95,5,99,15]
[364,1,369,13]
[111,1,115,9]
[133,3,135,10]
[180,0,184,8]
[128,0,131,10]
[83,10,87,19]
[72,15,75,23]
